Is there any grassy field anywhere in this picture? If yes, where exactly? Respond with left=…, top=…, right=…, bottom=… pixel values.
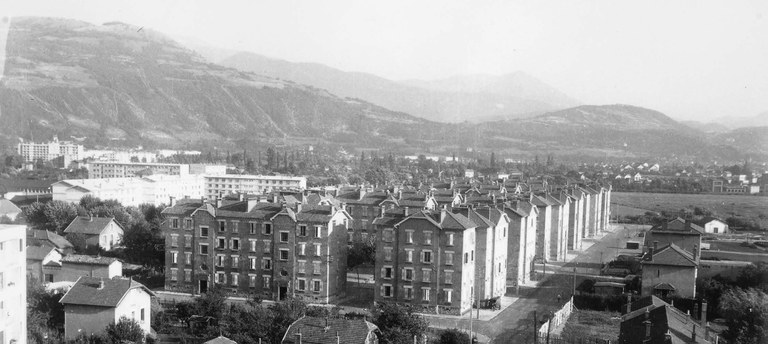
left=558, top=309, right=621, bottom=343
left=611, top=192, right=768, bottom=220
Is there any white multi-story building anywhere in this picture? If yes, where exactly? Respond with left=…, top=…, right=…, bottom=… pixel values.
left=204, top=174, right=307, bottom=199
left=87, top=162, right=226, bottom=179
left=0, top=224, right=27, bottom=344
left=17, top=137, right=84, bottom=167
left=52, top=174, right=205, bottom=207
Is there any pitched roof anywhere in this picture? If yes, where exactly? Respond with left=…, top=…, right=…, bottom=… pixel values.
left=28, top=229, right=74, bottom=250
left=61, top=254, right=120, bottom=266
left=63, top=216, right=121, bottom=235
left=0, top=198, right=22, bottom=214
left=642, top=244, right=697, bottom=267
left=440, top=211, right=476, bottom=230
left=162, top=199, right=205, bottom=216
left=621, top=296, right=710, bottom=344
left=27, top=245, right=57, bottom=261
left=282, top=316, right=378, bottom=344
left=60, top=276, right=153, bottom=307
left=203, top=335, right=238, bottom=344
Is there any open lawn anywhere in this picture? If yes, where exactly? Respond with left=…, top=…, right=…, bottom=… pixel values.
left=559, top=309, right=621, bottom=343
left=612, top=192, right=768, bottom=220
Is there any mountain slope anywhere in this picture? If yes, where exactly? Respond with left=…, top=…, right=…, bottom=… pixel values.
left=0, top=17, right=434, bottom=149
left=218, top=52, right=578, bottom=123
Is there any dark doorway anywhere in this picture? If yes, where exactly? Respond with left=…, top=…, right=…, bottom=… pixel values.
left=199, top=280, right=208, bottom=294
left=279, top=286, right=288, bottom=300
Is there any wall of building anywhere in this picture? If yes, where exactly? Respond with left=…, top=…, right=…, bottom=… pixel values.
left=56, top=263, right=115, bottom=282
left=640, top=264, right=697, bottom=298
left=0, top=225, right=27, bottom=344
left=63, top=304, right=115, bottom=339
left=114, top=288, right=152, bottom=335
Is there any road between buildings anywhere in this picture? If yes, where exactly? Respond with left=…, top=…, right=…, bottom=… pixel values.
left=424, top=224, right=639, bottom=344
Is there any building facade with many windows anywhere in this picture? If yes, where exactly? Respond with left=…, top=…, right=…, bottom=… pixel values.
left=162, top=198, right=349, bottom=304
left=204, top=175, right=307, bottom=199
left=17, top=137, right=83, bottom=167
left=373, top=210, right=477, bottom=315
left=0, top=224, right=27, bottom=344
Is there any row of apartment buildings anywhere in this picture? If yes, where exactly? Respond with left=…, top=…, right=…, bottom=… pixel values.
left=162, top=179, right=612, bottom=315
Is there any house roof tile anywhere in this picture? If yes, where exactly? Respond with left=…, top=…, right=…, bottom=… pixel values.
left=282, top=316, right=378, bottom=344
left=60, top=276, right=153, bottom=307
left=61, top=254, right=120, bottom=266
left=63, top=216, right=121, bottom=235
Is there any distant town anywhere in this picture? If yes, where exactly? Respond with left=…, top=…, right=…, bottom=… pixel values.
left=0, top=136, right=766, bottom=344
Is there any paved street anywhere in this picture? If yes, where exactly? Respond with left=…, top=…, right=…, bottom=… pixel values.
left=425, top=224, right=647, bottom=344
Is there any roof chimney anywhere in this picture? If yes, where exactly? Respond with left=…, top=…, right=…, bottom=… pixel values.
left=98, top=278, right=104, bottom=290
left=693, top=244, right=699, bottom=262
left=692, top=324, right=697, bottom=342
left=216, top=197, right=223, bottom=208
left=169, top=196, right=176, bottom=207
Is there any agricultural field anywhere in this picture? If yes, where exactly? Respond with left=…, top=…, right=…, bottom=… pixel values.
left=611, top=192, right=768, bottom=220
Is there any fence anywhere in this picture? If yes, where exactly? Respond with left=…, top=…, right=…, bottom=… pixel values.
left=537, top=296, right=574, bottom=339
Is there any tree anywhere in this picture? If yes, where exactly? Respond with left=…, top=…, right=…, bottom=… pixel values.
left=372, top=302, right=429, bottom=344
left=718, top=288, right=768, bottom=344
left=435, top=328, right=470, bottom=344
left=27, top=277, right=65, bottom=343
left=24, top=200, right=79, bottom=234
left=105, top=317, right=145, bottom=343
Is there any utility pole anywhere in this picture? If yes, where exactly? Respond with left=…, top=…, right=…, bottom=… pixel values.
left=469, top=285, right=474, bottom=344
left=572, top=262, right=577, bottom=297
left=533, top=310, right=538, bottom=344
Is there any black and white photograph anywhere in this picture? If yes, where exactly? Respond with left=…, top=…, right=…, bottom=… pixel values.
left=1, top=1, right=767, bottom=343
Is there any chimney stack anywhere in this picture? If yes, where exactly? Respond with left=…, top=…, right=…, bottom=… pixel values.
left=169, top=196, right=176, bottom=207
left=98, top=278, right=104, bottom=290
left=692, top=324, right=697, bottom=342
left=693, top=244, right=699, bottom=261
left=216, top=197, right=223, bottom=208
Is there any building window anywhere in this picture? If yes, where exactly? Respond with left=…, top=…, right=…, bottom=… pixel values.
left=171, top=218, right=179, bottom=229
left=200, top=226, right=209, bottom=238
left=200, top=244, right=209, bottom=255
left=299, top=225, right=307, bottom=237
left=216, top=272, right=226, bottom=284
left=422, top=288, right=431, bottom=301
left=231, top=238, right=240, bottom=251
left=445, top=289, right=453, bottom=303
left=464, top=252, right=468, bottom=264
left=384, top=247, right=393, bottom=261
left=297, top=279, right=306, bottom=291
left=249, top=275, right=257, bottom=287
left=298, top=243, right=306, bottom=256
left=298, top=260, right=306, bottom=274
left=170, top=235, right=179, bottom=248
left=405, top=250, right=413, bottom=263
left=404, top=286, right=413, bottom=300
left=185, top=252, right=192, bottom=265
left=382, top=266, right=393, bottom=279
left=170, top=268, right=178, bottom=281
left=231, top=256, right=239, bottom=268
left=249, top=240, right=257, bottom=252
left=424, top=231, right=432, bottom=245
left=310, top=280, right=320, bottom=292
left=184, top=235, right=192, bottom=248
left=422, top=269, right=431, bottom=282
left=447, top=233, right=454, bottom=246
left=263, top=258, right=272, bottom=270
left=263, top=275, right=271, bottom=288
left=264, top=223, right=272, bottom=235
left=249, top=222, right=258, bottom=235
left=314, top=226, right=322, bottom=238
left=279, top=249, right=289, bottom=261
left=249, top=257, right=257, bottom=270
left=264, top=240, right=272, bottom=253
left=171, top=251, right=178, bottom=264
left=422, top=251, right=432, bottom=263
left=383, top=229, right=394, bottom=243
left=184, top=269, right=192, bottom=282
left=218, top=221, right=226, bottom=232
left=231, top=274, right=239, bottom=286
left=444, top=270, right=453, bottom=284
left=280, top=232, right=289, bottom=243
left=217, top=237, right=226, bottom=250
left=314, top=243, right=322, bottom=256
left=445, top=251, right=454, bottom=265
left=404, top=268, right=414, bottom=281
left=184, top=219, right=193, bottom=229
left=405, top=230, right=414, bottom=244
left=216, top=255, right=225, bottom=267
left=313, top=261, right=321, bottom=275
left=383, top=284, right=393, bottom=297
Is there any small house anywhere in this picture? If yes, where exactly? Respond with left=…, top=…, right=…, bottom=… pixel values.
left=63, top=216, right=124, bottom=250
left=281, top=316, right=379, bottom=344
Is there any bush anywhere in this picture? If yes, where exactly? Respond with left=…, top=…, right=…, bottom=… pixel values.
left=434, top=329, right=470, bottom=344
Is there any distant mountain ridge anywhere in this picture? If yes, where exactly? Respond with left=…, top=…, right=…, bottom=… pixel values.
left=218, top=52, right=580, bottom=123
left=0, top=17, right=758, bottom=161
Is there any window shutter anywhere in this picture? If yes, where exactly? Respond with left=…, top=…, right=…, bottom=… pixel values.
left=381, top=268, right=386, bottom=278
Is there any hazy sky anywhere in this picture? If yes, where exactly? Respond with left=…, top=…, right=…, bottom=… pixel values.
left=7, top=0, right=768, bottom=121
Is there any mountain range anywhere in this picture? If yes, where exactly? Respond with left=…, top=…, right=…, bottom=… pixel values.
left=0, top=17, right=761, bottom=161
left=218, top=52, right=580, bottom=123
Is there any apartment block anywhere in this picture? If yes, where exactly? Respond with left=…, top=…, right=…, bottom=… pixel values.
left=503, top=201, right=538, bottom=288
left=162, top=199, right=349, bottom=304
left=88, top=161, right=190, bottom=178
left=0, top=225, right=27, bottom=344
left=204, top=174, right=307, bottom=199
left=52, top=174, right=204, bottom=207
left=452, top=207, right=508, bottom=300
left=373, top=209, right=476, bottom=315
left=17, top=137, right=83, bottom=167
